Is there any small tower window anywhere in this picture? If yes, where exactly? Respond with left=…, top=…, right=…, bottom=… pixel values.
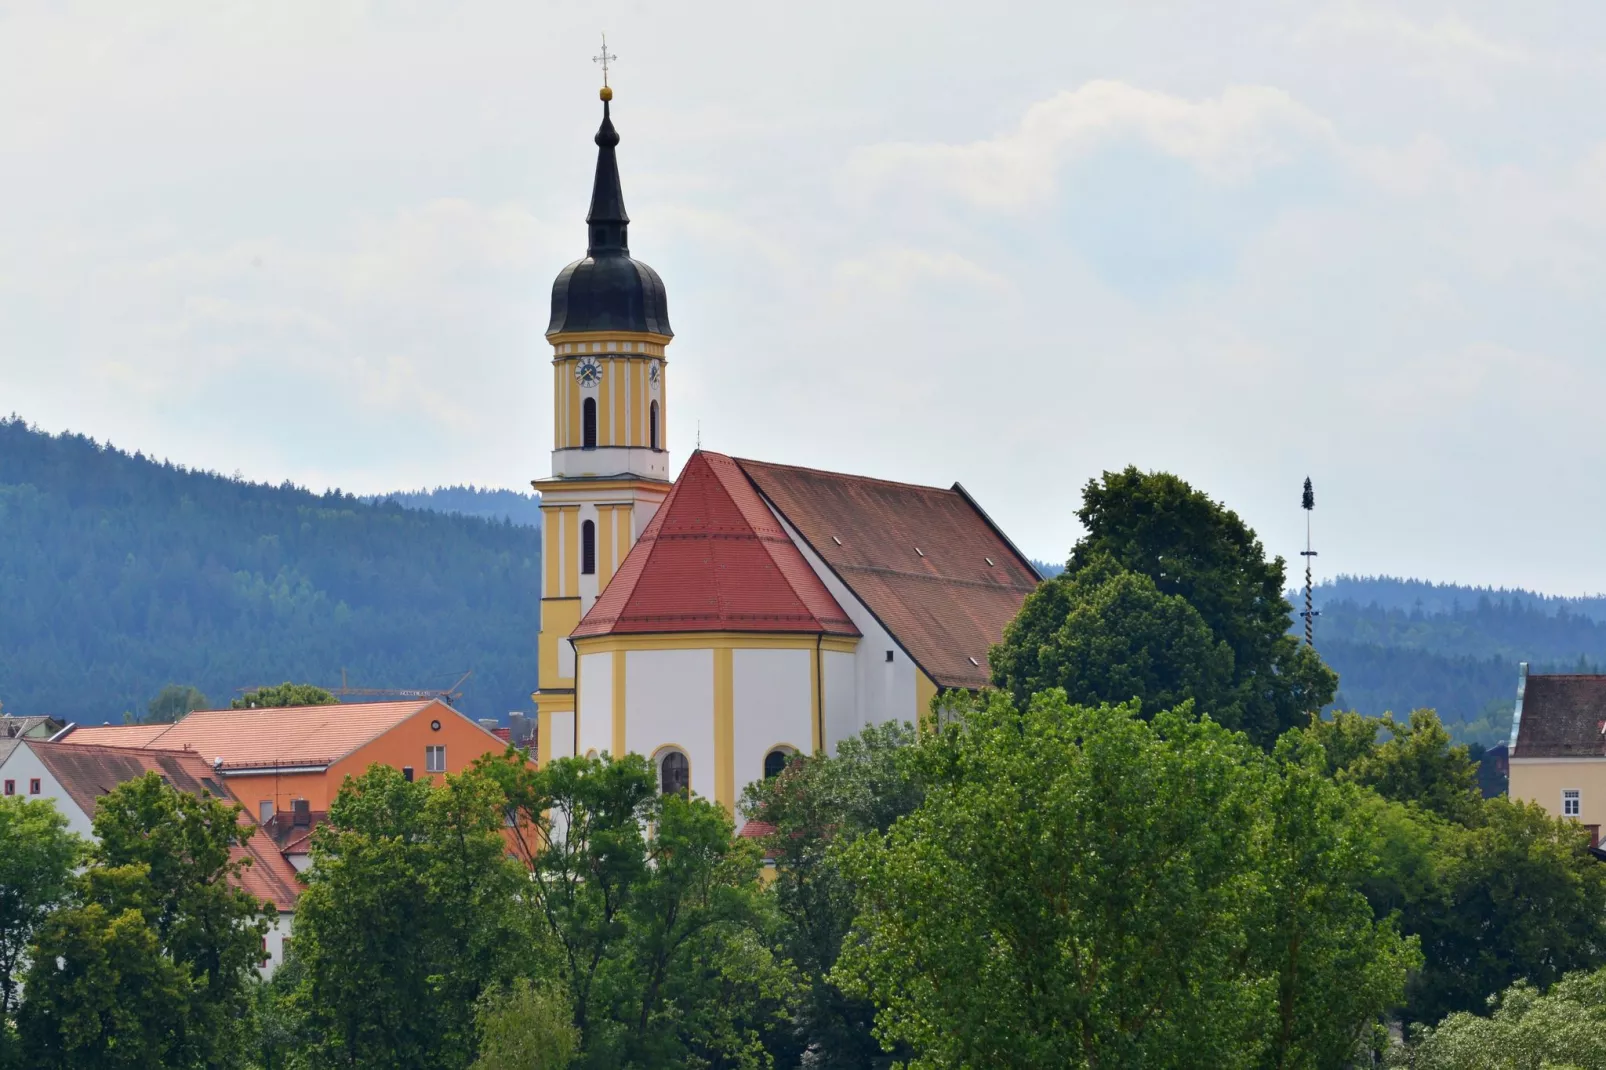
left=581, top=520, right=596, bottom=575
left=659, top=751, right=690, bottom=797
left=650, top=400, right=660, bottom=450
left=582, top=398, right=597, bottom=450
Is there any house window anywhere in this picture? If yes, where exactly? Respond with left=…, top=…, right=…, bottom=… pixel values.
left=29, top=779, right=40, bottom=795
left=402, top=766, right=414, bottom=782
left=650, top=400, right=660, bottom=450
left=259, top=800, right=274, bottom=825
left=2, top=781, right=11, bottom=796
left=658, top=750, right=690, bottom=797
left=581, top=520, right=596, bottom=575
left=582, top=397, right=598, bottom=449
left=763, top=749, right=793, bottom=780
left=426, top=745, right=446, bottom=774
left=1564, top=789, right=1582, bottom=817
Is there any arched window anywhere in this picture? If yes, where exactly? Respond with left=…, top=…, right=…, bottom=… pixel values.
left=582, top=397, right=598, bottom=449
left=581, top=520, right=596, bottom=575
left=649, top=400, right=660, bottom=450
left=659, top=750, right=690, bottom=797
left=763, top=748, right=792, bottom=780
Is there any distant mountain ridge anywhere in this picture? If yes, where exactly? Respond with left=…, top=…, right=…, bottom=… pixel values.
left=0, top=417, right=540, bottom=724
left=365, top=486, right=541, bottom=529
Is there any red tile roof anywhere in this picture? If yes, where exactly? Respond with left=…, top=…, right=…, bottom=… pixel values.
left=1513, top=674, right=1606, bottom=758
left=58, top=724, right=171, bottom=748
left=25, top=741, right=300, bottom=910
left=734, top=458, right=1040, bottom=689
left=575, top=452, right=859, bottom=638
left=737, top=819, right=776, bottom=839
left=60, top=700, right=439, bottom=770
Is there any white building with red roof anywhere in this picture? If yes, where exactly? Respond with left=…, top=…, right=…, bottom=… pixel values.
left=532, top=85, right=1040, bottom=817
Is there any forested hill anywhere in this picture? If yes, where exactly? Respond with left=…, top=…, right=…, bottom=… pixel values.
left=0, top=418, right=541, bottom=724
left=1310, top=575, right=1606, bottom=744
left=366, top=486, right=542, bottom=528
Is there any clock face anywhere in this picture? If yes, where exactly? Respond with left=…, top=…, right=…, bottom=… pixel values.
left=574, top=356, right=603, bottom=387
left=648, top=360, right=661, bottom=390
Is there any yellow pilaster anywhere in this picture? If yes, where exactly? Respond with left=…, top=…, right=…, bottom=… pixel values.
left=612, top=650, right=627, bottom=757
left=566, top=371, right=581, bottom=450
left=633, top=359, right=647, bottom=447
left=553, top=365, right=563, bottom=448
left=713, top=648, right=734, bottom=812
left=616, top=506, right=631, bottom=566
left=598, top=506, right=616, bottom=587
left=809, top=643, right=823, bottom=754
left=612, top=359, right=627, bottom=447
left=562, top=508, right=579, bottom=597
left=537, top=705, right=553, bottom=769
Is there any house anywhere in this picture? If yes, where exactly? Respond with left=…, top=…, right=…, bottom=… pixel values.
left=56, top=699, right=511, bottom=869
left=1507, top=664, right=1606, bottom=846
left=0, top=739, right=302, bottom=970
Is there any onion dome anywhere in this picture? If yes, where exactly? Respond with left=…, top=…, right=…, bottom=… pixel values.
left=547, top=89, right=672, bottom=338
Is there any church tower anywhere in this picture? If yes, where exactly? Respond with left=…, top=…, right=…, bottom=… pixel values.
left=532, top=81, right=673, bottom=757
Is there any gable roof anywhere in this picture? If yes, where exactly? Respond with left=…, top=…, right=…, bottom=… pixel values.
left=59, top=723, right=172, bottom=748
left=24, top=741, right=301, bottom=910
left=1512, top=674, right=1606, bottom=759
left=734, top=458, right=1040, bottom=689
left=575, top=451, right=859, bottom=638
left=59, top=701, right=438, bottom=770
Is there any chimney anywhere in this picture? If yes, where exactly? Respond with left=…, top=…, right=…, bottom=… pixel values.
left=478, top=718, right=499, bottom=731
left=292, top=799, right=311, bottom=827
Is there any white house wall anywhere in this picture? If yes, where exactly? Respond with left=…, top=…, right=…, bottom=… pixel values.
left=823, top=650, right=858, bottom=753
left=0, top=745, right=91, bottom=837
left=733, top=648, right=812, bottom=791
left=625, top=648, right=716, bottom=800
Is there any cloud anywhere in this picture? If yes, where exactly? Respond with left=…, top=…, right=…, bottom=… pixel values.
left=842, top=81, right=1338, bottom=212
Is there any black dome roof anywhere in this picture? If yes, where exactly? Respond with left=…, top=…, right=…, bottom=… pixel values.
left=547, top=98, right=673, bottom=338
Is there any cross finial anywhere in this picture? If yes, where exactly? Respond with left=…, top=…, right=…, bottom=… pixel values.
left=593, top=33, right=616, bottom=89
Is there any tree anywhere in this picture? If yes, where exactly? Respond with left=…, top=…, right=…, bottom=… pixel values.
left=137, top=684, right=209, bottom=724
left=17, top=894, right=192, bottom=1070
left=483, top=751, right=796, bottom=1068
left=1392, top=966, right=1606, bottom=1070
left=18, top=773, right=274, bottom=1068
left=290, top=764, right=536, bottom=1070
left=231, top=682, right=338, bottom=709
left=991, top=553, right=1239, bottom=724
left=739, top=721, right=923, bottom=1069
left=1400, top=799, right=1606, bottom=1024
left=833, top=691, right=1414, bottom=1069
left=0, top=796, right=84, bottom=1019
left=91, top=772, right=271, bottom=1066
left=1306, top=709, right=1482, bottom=825
left=1067, top=467, right=1337, bottom=745
left=472, top=978, right=579, bottom=1070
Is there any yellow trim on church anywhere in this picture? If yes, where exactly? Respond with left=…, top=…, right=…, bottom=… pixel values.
left=572, top=632, right=861, bottom=655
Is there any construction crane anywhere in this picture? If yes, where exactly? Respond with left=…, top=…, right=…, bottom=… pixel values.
left=333, top=669, right=473, bottom=704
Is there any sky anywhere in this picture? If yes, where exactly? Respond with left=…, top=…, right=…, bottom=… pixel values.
left=3, top=2, right=1605, bottom=593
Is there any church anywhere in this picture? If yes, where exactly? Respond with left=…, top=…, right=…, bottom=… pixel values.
left=532, top=82, right=1040, bottom=818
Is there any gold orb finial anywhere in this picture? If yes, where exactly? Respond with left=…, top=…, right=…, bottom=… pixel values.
left=600, top=85, right=613, bottom=102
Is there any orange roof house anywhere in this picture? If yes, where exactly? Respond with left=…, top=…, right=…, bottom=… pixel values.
left=59, top=699, right=512, bottom=867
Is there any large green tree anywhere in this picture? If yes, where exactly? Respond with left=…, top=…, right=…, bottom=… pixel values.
left=0, top=796, right=83, bottom=1020
left=1058, top=467, right=1336, bottom=745
left=991, top=553, right=1238, bottom=721
left=18, top=773, right=274, bottom=1069
left=833, top=691, right=1415, bottom=1069
left=1307, top=709, right=1482, bottom=825
left=289, top=764, right=536, bottom=1070
left=739, top=721, right=923, bottom=1069
left=484, top=751, right=795, bottom=1069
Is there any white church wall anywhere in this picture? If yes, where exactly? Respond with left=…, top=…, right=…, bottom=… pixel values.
left=732, top=648, right=812, bottom=794
left=759, top=506, right=917, bottom=745
left=626, top=648, right=716, bottom=801
left=546, top=704, right=576, bottom=763
left=577, top=651, right=613, bottom=757
left=822, top=650, right=858, bottom=754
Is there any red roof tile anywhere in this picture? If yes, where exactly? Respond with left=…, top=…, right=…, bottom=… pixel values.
left=25, top=741, right=300, bottom=910
left=575, top=452, right=859, bottom=637
left=737, top=819, right=776, bottom=839
left=58, top=724, right=171, bottom=748
left=734, top=458, right=1040, bottom=689
left=60, top=700, right=439, bottom=770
